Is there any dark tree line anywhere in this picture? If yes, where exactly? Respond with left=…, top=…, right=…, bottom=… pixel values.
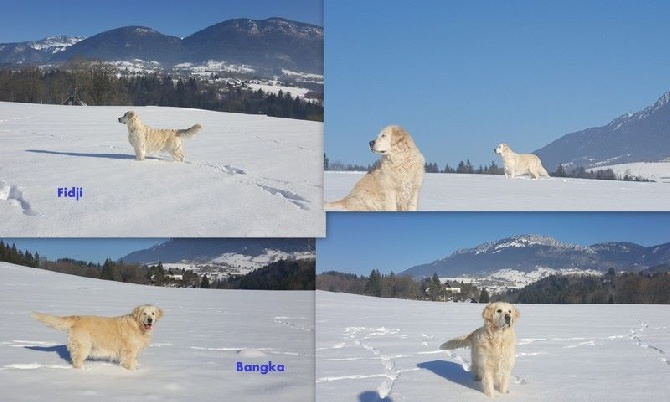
left=0, top=241, right=40, bottom=268
left=552, top=165, right=652, bottom=182
left=216, top=259, right=315, bottom=290
left=0, top=242, right=313, bottom=290
left=317, top=270, right=485, bottom=302
left=498, top=270, right=670, bottom=304
left=0, top=64, right=323, bottom=121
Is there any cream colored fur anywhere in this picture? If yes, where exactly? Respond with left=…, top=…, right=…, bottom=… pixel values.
left=440, top=302, right=520, bottom=397
left=31, top=304, right=163, bottom=370
left=325, top=125, right=425, bottom=211
left=494, top=143, right=549, bottom=179
left=118, top=111, right=201, bottom=161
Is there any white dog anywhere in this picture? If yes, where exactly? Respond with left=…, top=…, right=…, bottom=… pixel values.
left=325, top=125, right=425, bottom=211
left=494, top=143, right=549, bottom=179
left=32, top=305, right=163, bottom=370
left=118, top=111, right=201, bottom=161
left=441, top=302, right=520, bottom=397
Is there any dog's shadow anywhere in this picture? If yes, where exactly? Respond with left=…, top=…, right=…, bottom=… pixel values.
left=358, top=391, right=394, bottom=402
left=26, top=149, right=159, bottom=161
left=417, top=360, right=480, bottom=392
left=25, top=344, right=71, bottom=362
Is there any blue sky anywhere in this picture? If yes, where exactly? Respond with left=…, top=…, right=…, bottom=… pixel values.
left=0, top=0, right=322, bottom=43
left=325, top=0, right=670, bottom=168
left=317, top=213, right=670, bottom=275
left=1, top=238, right=164, bottom=264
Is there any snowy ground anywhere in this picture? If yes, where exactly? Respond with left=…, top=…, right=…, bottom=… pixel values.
left=0, top=262, right=315, bottom=402
left=316, top=291, right=670, bottom=402
left=324, top=171, right=670, bottom=211
left=0, top=102, right=324, bottom=237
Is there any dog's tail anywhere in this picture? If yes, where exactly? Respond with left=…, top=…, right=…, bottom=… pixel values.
left=31, top=312, right=77, bottom=332
left=177, top=124, right=202, bottom=139
left=324, top=200, right=348, bottom=211
left=440, top=332, right=474, bottom=350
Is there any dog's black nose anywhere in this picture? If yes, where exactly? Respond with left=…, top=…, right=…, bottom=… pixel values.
left=369, top=140, right=375, bottom=148
left=505, top=314, right=511, bottom=323
left=147, top=318, right=153, bottom=324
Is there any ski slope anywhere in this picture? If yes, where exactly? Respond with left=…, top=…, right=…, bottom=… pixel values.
left=324, top=171, right=670, bottom=211
left=317, top=291, right=670, bottom=402
left=0, top=102, right=324, bottom=237
left=0, top=263, right=315, bottom=402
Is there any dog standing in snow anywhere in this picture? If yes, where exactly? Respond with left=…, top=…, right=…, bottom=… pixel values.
left=441, top=302, right=520, bottom=397
left=118, top=111, right=201, bottom=161
left=494, top=143, right=549, bottom=179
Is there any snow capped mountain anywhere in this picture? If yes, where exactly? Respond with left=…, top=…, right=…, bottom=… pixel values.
left=535, top=90, right=670, bottom=169
left=0, top=18, right=323, bottom=75
left=120, top=238, right=315, bottom=279
left=400, top=234, right=670, bottom=280
left=0, top=35, right=83, bottom=64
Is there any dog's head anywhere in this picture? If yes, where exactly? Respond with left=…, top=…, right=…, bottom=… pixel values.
left=369, top=125, right=414, bottom=155
left=117, top=111, right=137, bottom=125
left=483, top=302, right=519, bottom=329
left=132, top=304, right=163, bottom=332
left=494, top=143, right=510, bottom=156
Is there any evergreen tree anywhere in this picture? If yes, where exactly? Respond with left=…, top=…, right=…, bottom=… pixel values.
left=364, top=269, right=383, bottom=297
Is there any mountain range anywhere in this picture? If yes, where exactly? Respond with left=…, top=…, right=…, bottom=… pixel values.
left=534, top=91, right=670, bottom=169
left=0, top=17, right=323, bottom=74
left=400, top=234, right=670, bottom=279
left=120, top=238, right=315, bottom=265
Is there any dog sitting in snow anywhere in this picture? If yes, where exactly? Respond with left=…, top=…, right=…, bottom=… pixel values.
left=118, top=111, right=201, bottom=161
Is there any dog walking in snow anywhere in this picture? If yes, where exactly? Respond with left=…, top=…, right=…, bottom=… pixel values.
left=118, top=111, right=201, bottom=161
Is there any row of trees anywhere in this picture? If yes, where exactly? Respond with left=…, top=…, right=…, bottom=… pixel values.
left=0, top=64, right=323, bottom=121
left=0, top=242, right=313, bottom=290
left=325, top=157, right=651, bottom=182
left=501, top=270, right=670, bottom=304
left=317, top=270, right=486, bottom=302
left=0, top=241, right=40, bottom=268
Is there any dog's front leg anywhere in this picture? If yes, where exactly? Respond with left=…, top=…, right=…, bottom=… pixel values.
left=384, top=190, right=398, bottom=211
left=120, top=349, right=138, bottom=370
left=481, top=371, right=495, bottom=397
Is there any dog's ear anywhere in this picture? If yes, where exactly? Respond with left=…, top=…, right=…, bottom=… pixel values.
left=391, top=126, right=407, bottom=146
left=512, top=305, right=520, bottom=321
left=132, top=306, right=143, bottom=322
left=155, top=307, right=164, bottom=322
left=482, top=303, right=495, bottom=321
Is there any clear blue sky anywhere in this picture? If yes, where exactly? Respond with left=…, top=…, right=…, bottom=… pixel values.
left=1, top=238, right=164, bottom=264
left=317, top=212, right=670, bottom=275
left=0, top=0, right=322, bottom=43
left=325, top=0, right=670, bottom=169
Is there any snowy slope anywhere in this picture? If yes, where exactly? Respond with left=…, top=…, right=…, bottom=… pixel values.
left=316, top=291, right=670, bottom=402
left=324, top=171, right=670, bottom=211
left=0, top=103, right=324, bottom=236
left=0, top=262, right=314, bottom=402
left=589, top=162, right=670, bottom=183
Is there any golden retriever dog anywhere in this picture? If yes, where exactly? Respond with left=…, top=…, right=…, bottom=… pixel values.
left=494, top=143, right=549, bottom=179
left=118, top=111, right=201, bottom=161
left=325, top=125, right=425, bottom=211
left=440, top=302, right=520, bottom=397
left=31, top=304, right=163, bottom=370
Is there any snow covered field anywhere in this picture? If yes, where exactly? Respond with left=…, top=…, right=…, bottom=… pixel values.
left=316, top=291, right=670, bottom=402
left=0, top=263, right=315, bottom=402
left=324, top=171, right=670, bottom=211
left=0, top=102, right=324, bottom=237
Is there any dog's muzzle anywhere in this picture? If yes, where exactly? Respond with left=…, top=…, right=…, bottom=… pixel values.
left=504, top=314, right=511, bottom=326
